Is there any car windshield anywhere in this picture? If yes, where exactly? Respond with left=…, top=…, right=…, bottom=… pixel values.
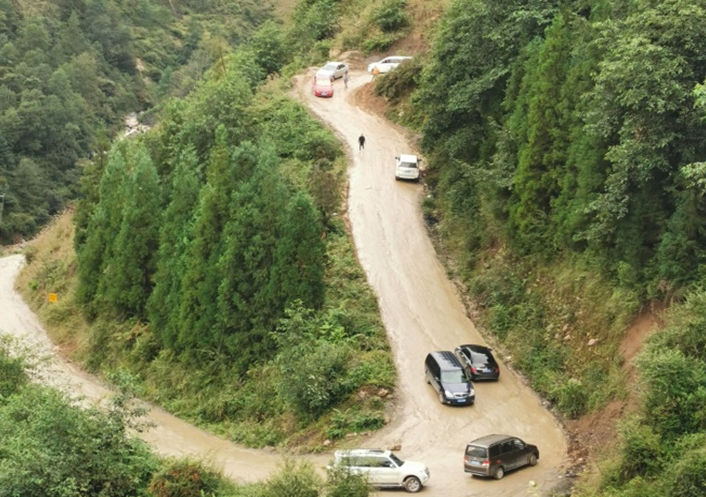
left=315, top=78, right=332, bottom=86
left=389, top=453, right=403, bottom=467
left=400, top=161, right=417, bottom=168
left=441, top=370, right=468, bottom=383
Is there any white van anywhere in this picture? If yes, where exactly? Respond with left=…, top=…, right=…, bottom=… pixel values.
left=367, top=56, right=413, bottom=74
left=395, top=154, right=421, bottom=181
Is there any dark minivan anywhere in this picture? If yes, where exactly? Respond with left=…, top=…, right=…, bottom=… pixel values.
left=464, top=434, right=539, bottom=480
left=424, top=351, right=475, bottom=405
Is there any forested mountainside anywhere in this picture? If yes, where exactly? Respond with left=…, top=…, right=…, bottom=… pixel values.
left=8, top=0, right=706, bottom=496
left=15, top=0, right=393, bottom=451
left=0, top=0, right=274, bottom=243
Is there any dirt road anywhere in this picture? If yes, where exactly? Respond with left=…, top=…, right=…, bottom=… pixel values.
left=293, top=70, right=568, bottom=496
left=0, top=69, right=567, bottom=496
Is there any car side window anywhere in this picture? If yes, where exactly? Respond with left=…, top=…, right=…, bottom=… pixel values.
left=380, top=458, right=395, bottom=468
left=501, top=441, right=515, bottom=454
left=351, top=456, right=371, bottom=468
left=489, top=445, right=501, bottom=458
left=513, top=439, right=525, bottom=449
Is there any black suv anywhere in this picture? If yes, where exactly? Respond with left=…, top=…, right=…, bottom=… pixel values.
left=424, top=351, right=474, bottom=405
left=454, top=344, right=500, bottom=381
left=464, top=434, right=539, bottom=479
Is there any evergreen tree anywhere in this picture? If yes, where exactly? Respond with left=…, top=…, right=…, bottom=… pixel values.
left=147, top=147, right=200, bottom=348
left=507, top=13, right=574, bottom=253
left=176, top=126, right=237, bottom=354
left=216, top=144, right=288, bottom=370
left=77, top=147, right=128, bottom=313
left=269, top=191, right=326, bottom=311
left=104, top=143, right=161, bottom=317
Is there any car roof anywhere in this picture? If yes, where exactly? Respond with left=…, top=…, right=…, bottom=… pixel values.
left=334, top=449, right=392, bottom=458
left=398, top=154, right=418, bottom=162
left=459, top=344, right=492, bottom=353
left=467, top=434, right=514, bottom=447
left=428, top=350, right=463, bottom=370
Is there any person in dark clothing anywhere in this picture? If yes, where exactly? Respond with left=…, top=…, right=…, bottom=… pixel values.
left=358, top=133, right=366, bottom=150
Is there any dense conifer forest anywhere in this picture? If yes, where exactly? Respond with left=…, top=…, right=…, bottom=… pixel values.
left=0, top=0, right=274, bottom=242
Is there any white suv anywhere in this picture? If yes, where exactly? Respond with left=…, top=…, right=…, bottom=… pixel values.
left=395, top=154, right=421, bottom=181
left=330, top=449, right=430, bottom=493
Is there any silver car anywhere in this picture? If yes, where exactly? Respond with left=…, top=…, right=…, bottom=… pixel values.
left=316, top=61, right=349, bottom=80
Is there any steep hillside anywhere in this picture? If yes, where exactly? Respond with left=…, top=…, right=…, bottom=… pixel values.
left=350, top=0, right=706, bottom=496
left=0, top=0, right=276, bottom=243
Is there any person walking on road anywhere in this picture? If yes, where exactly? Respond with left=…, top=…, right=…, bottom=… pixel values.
left=343, top=72, right=349, bottom=90
left=358, top=133, right=366, bottom=151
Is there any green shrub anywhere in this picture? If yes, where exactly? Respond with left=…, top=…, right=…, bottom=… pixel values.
left=230, top=418, right=287, bottom=448
left=637, top=347, right=706, bottom=438
left=362, top=34, right=398, bottom=54
left=326, top=405, right=385, bottom=439
left=260, top=459, right=322, bottom=497
left=601, top=476, right=662, bottom=497
left=551, top=378, right=588, bottom=418
left=665, top=446, right=706, bottom=497
left=23, top=245, right=38, bottom=264
left=372, top=0, right=409, bottom=32
left=346, top=351, right=396, bottom=389
left=149, top=459, right=224, bottom=497
left=277, top=340, right=352, bottom=419
left=0, top=348, right=27, bottom=398
left=373, top=57, right=421, bottom=105
left=615, top=418, right=663, bottom=480
left=325, top=465, right=371, bottom=497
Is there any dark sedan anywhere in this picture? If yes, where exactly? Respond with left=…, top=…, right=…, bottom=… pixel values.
left=454, top=344, right=500, bottom=381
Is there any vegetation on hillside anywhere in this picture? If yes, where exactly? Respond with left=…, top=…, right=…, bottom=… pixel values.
left=0, top=0, right=276, bottom=243
left=0, top=341, right=372, bottom=496
left=373, top=0, right=706, bottom=495
left=19, top=9, right=393, bottom=446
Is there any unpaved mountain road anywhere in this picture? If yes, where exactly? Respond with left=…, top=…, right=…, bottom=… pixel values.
left=293, top=69, right=568, bottom=496
left=0, top=69, right=568, bottom=496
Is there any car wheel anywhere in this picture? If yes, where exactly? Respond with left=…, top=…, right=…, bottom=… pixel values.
left=493, top=466, right=505, bottom=480
left=403, top=476, right=422, bottom=493
left=395, top=176, right=400, bottom=181
left=438, top=391, right=445, bottom=404
left=529, top=453, right=538, bottom=466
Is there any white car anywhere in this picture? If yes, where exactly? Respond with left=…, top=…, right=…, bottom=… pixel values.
left=395, top=154, right=421, bottom=181
left=316, top=61, right=349, bottom=80
left=329, top=449, right=430, bottom=493
left=367, top=56, right=413, bottom=74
